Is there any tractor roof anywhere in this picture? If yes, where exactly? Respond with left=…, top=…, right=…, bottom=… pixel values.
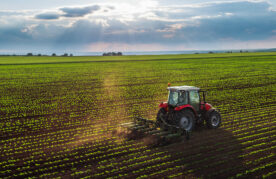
left=167, top=85, right=200, bottom=91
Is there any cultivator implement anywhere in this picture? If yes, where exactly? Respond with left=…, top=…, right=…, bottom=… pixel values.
left=120, top=117, right=190, bottom=146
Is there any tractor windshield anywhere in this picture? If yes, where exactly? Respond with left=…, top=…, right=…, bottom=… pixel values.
left=168, top=91, right=179, bottom=106
left=168, top=90, right=187, bottom=106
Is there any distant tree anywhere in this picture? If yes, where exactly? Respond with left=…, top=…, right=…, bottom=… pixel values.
left=52, top=53, right=56, bottom=56
left=208, top=51, right=213, bottom=54
left=70, top=53, right=73, bottom=57
left=240, top=50, right=243, bottom=53
left=37, top=54, right=41, bottom=56
left=27, top=53, right=33, bottom=56
left=103, top=52, right=123, bottom=56
left=63, top=53, right=68, bottom=57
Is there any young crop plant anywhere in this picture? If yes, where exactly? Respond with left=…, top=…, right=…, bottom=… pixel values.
left=0, top=53, right=275, bottom=178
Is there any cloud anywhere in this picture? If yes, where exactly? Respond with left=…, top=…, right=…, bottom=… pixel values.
left=151, top=0, right=271, bottom=21
left=201, top=1, right=270, bottom=15
left=35, top=12, right=60, bottom=20
left=60, top=5, right=100, bottom=17
left=0, top=10, right=26, bottom=16
left=34, top=5, right=102, bottom=20
left=106, top=6, right=115, bottom=10
left=56, top=20, right=104, bottom=44
left=1, top=1, right=276, bottom=52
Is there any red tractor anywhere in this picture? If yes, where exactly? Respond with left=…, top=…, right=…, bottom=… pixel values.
left=121, top=85, right=221, bottom=142
left=156, top=85, right=221, bottom=131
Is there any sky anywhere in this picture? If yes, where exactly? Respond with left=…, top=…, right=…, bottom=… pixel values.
left=0, top=0, right=276, bottom=53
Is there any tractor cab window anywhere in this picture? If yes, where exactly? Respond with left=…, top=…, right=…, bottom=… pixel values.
left=168, top=91, right=178, bottom=106
left=168, top=90, right=188, bottom=106
left=189, top=90, right=200, bottom=111
left=178, top=91, right=188, bottom=105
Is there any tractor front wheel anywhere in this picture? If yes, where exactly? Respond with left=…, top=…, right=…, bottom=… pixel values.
left=206, top=110, right=221, bottom=129
left=177, top=110, right=195, bottom=131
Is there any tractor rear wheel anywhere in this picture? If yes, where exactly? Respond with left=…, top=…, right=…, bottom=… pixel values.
left=206, top=110, right=221, bottom=129
left=177, top=110, right=195, bottom=131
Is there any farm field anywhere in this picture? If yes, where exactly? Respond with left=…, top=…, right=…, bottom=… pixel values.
left=0, top=52, right=275, bottom=178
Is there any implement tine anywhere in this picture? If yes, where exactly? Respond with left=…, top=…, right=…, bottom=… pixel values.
left=146, top=129, right=164, bottom=135
left=130, top=125, right=148, bottom=130
left=120, top=122, right=135, bottom=127
left=153, top=131, right=171, bottom=136
left=137, top=127, right=155, bottom=133
left=135, top=117, right=155, bottom=124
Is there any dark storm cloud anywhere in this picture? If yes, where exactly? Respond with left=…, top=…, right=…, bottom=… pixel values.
left=60, top=5, right=100, bottom=17
left=35, top=12, right=60, bottom=20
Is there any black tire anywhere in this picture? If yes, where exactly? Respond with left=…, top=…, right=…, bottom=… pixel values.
left=176, top=110, right=195, bottom=131
left=206, top=110, right=221, bottom=129
left=156, top=108, right=166, bottom=128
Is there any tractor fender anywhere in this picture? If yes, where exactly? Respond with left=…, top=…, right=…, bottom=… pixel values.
left=159, top=102, right=168, bottom=111
left=159, top=102, right=168, bottom=108
left=201, top=102, right=213, bottom=111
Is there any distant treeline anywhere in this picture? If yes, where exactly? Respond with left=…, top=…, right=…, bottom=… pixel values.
left=194, top=50, right=249, bottom=54
left=0, top=53, right=74, bottom=57
left=26, top=53, right=74, bottom=57
left=102, top=52, right=123, bottom=56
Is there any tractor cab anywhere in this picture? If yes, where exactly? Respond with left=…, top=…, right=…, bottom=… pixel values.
left=167, top=86, right=206, bottom=112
